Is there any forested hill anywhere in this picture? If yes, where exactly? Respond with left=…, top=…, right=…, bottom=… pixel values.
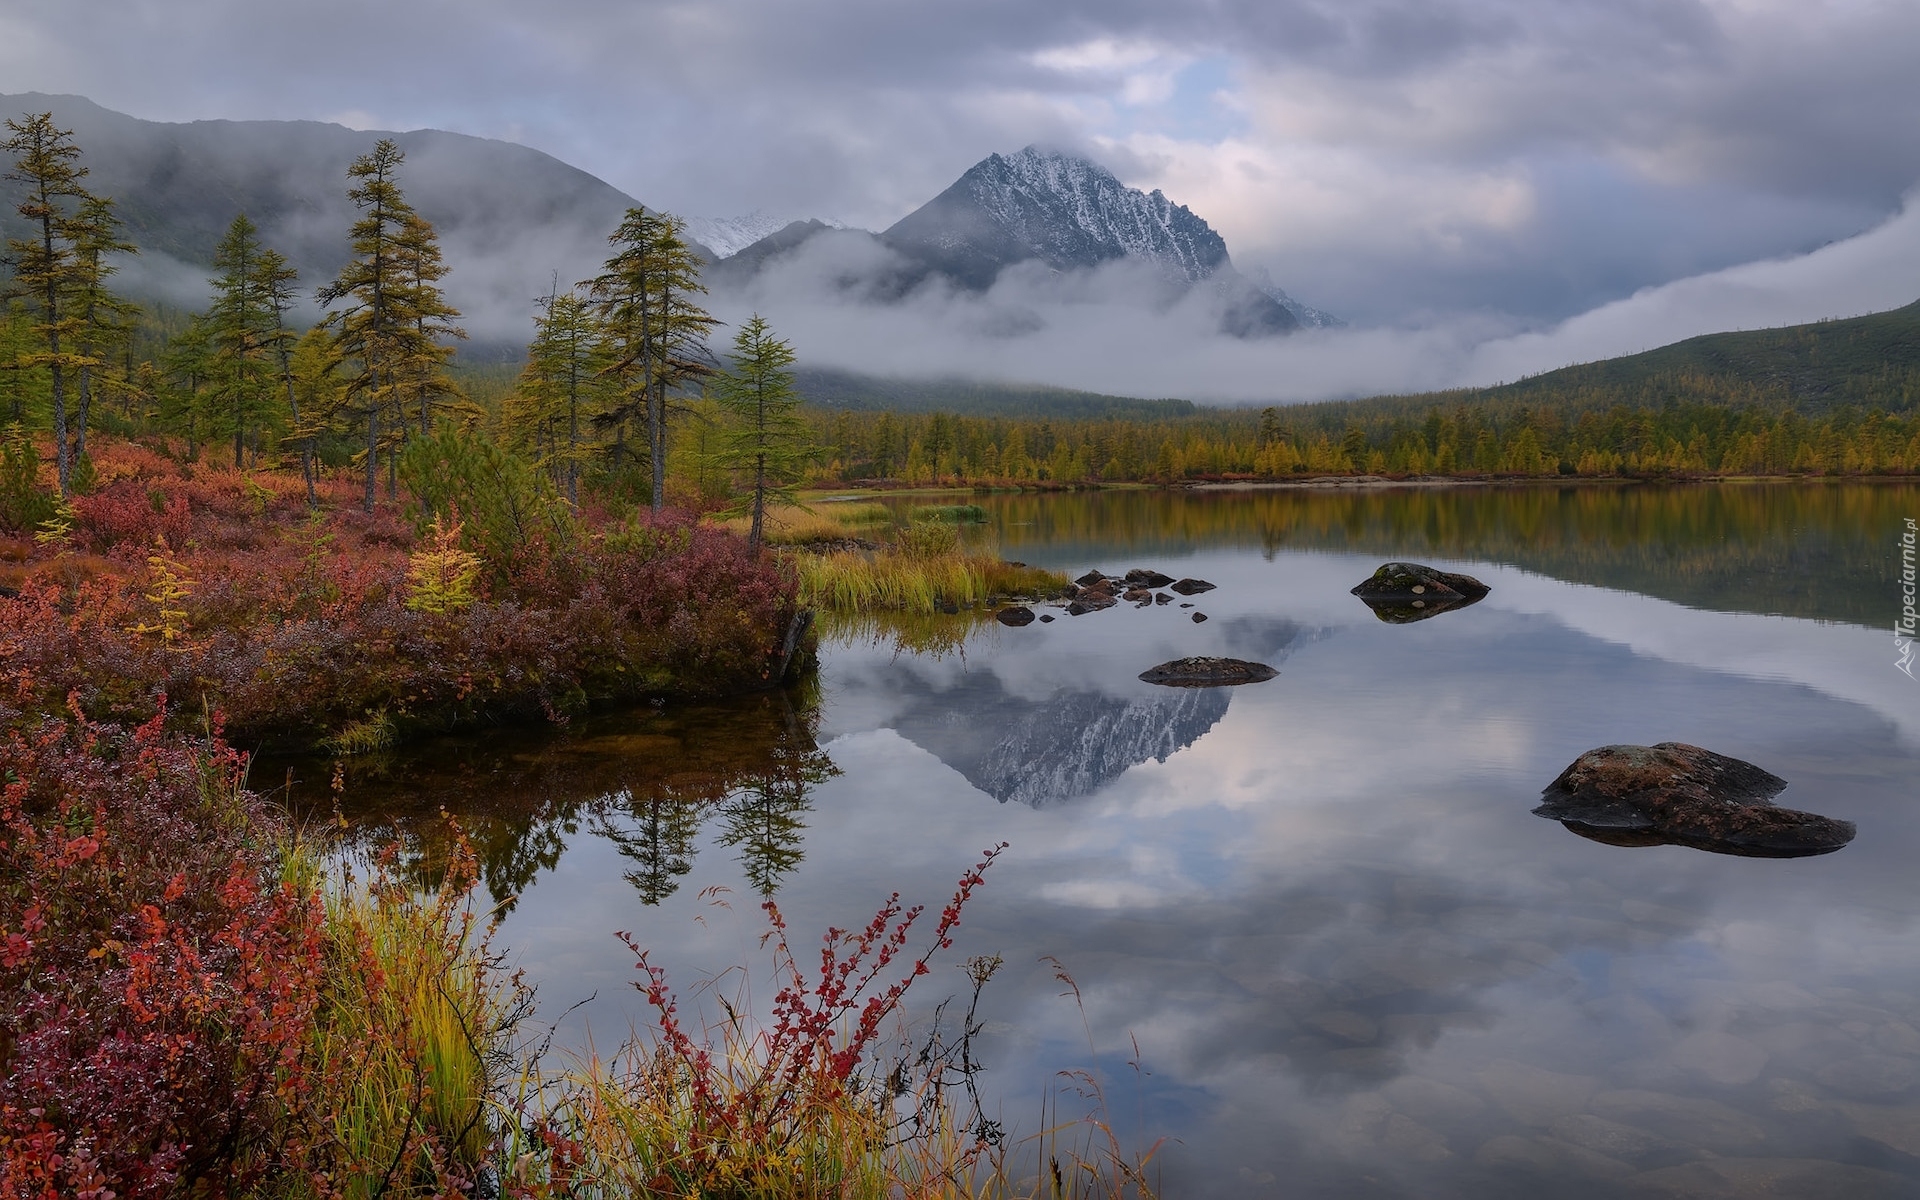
left=1294, top=299, right=1920, bottom=432
left=794, top=368, right=1194, bottom=420
left=1488, top=299, right=1920, bottom=412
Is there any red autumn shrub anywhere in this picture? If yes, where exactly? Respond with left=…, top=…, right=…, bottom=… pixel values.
left=1, top=452, right=805, bottom=751
left=0, top=708, right=327, bottom=1196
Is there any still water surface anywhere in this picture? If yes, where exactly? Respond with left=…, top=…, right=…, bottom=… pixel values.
left=309, top=483, right=1920, bottom=1198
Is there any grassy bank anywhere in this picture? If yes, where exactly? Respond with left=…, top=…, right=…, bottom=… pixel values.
left=0, top=713, right=1157, bottom=1199
left=792, top=515, right=1066, bottom=616
left=0, top=434, right=808, bottom=752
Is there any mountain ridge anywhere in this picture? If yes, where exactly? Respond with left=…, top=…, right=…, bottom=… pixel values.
left=712, top=145, right=1309, bottom=337
left=0, top=92, right=711, bottom=336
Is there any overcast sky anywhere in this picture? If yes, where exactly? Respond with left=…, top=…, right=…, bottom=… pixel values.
left=6, top=0, right=1919, bottom=395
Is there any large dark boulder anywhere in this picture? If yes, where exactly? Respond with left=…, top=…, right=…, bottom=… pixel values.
left=1126, top=569, right=1176, bottom=588
left=1138, top=656, right=1277, bottom=687
left=1534, top=743, right=1855, bottom=858
left=1170, top=578, right=1216, bottom=596
left=1351, top=562, right=1489, bottom=623
left=995, top=606, right=1036, bottom=627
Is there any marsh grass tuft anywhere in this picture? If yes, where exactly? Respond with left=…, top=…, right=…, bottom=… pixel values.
left=909, top=503, right=988, bottom=524
left=714, top=501, right=889, bottom=546
left=302, top=834, right=531, bottom=1199
left=797, top=539, right=1066, bottom=616
left=322, top=709, right=399, bottom=757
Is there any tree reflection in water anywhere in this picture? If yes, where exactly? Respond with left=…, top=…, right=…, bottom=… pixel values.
left=279, top=683, right=837, bottom=909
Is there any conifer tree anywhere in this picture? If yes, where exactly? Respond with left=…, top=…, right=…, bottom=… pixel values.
left=3, top=113, right=95, bottom=495
left=160, top=314, right=215, bottom=458
left=393, top=211, right=470, bottom=434
left=589, top=208, right=716, bottom=512
left=206, top=213, right=280, bottom=467
left=510, top=285, right=608, bottom=505
left=710, top=314, right=810, bottom=555
left=66, top=194, right=136, bottom=467
left=318, top=139, right=459, bottom=511
left=255, top=246, right=315, bottom=503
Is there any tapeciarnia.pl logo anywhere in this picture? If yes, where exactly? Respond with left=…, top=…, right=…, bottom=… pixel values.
left=1899, top=518, right=1918, bottom=679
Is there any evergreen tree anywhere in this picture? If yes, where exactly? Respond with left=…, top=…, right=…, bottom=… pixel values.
left=589, top=208, right=716, bottom=512
left=710, top=314, right=810, bottom=555
left=393, top=211, right=470, bottom=435
left=509, top=286, right=608, bottom=505
left=3, top=113, right=95, bottom=495
left=206, top=213, right=280, bottom=467
left=318, top=139, right=457, bottom=511
left=255, top=247, right=315, bottom=504
left=159, top=314, right=215, bottom=458
left=66, top=194, right=137, bottom=467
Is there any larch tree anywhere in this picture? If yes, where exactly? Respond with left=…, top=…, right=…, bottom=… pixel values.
left=254, top=246, right=314, bottom=504
left=3, top=113, right=94, bottom=495
left=160, top=314, right=215, bottom=459
left=589, top=208, right=716, bottom=512
left=710, top=314, right=811, bottom=556
left=66, top=193, right=137, bottom=467
left=206, top=213, right=280, bottom=468
left=318, top=139, right=451, bottom=512
left=393, top=211, right=470, bottom=435
left=510, top=285, right=608, bottom=505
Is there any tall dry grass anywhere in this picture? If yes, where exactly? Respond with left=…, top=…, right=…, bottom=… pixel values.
left=297, top=836, right=531, bottom=1199
left=713, top=501, right=891, bottom=546
left=796, top=518, right=1065, bottom=616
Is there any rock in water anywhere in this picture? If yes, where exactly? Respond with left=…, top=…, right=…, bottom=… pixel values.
left=995, top=606, right=1036, bottom=627
left=1065, top=593, right=1117, bottom=616
left=1534, top=743, right=1855, bottom=858
left=1138, top=657, right=1277, bottom=687
left=1170, top=578, right=1216, bottom=595
left=1126, top=568, right=1176, bottom=588
left=1350, top=562, right=1490, bottom=623
left=1074, top=569, right=1108, bottom=587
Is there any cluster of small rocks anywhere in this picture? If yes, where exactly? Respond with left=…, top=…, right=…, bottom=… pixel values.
left=994, top=566, right=1217, bottom=628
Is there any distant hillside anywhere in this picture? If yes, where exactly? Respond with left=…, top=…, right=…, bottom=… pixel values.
left=0, top=93, right=698, bottom=339
left=1288, top=299, right=1920, bottom=433
left=1489, top=299, right=1920, bottom=412
left=794, top=367, right=1195, bottom=421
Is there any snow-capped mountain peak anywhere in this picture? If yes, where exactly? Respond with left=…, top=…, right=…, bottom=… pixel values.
left=884, top=145, right=1231, bottom=287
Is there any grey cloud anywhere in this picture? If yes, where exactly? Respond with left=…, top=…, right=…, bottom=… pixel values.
left=5, top=0, right=1918, bottom=345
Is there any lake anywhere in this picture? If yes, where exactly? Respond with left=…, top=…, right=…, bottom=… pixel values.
left=303, top=482, right=1920, bottom=1198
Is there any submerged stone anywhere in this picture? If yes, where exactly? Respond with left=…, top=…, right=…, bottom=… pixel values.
left=1170, top=578, right=1216, bottom=595
left=995, top=605, right=1036, bottom=627
left=1534, top=742, right=1855, bottom=858
left=1138, top=656, right=1276, bottom=687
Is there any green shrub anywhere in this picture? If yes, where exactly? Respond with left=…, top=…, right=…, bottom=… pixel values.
left=399, top=427, right=575, bottom=574
left=0, top=424, right=56, bottom=533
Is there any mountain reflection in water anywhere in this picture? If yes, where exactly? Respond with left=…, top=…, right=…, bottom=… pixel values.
left=292, top=484, right=1920, bottom=1198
